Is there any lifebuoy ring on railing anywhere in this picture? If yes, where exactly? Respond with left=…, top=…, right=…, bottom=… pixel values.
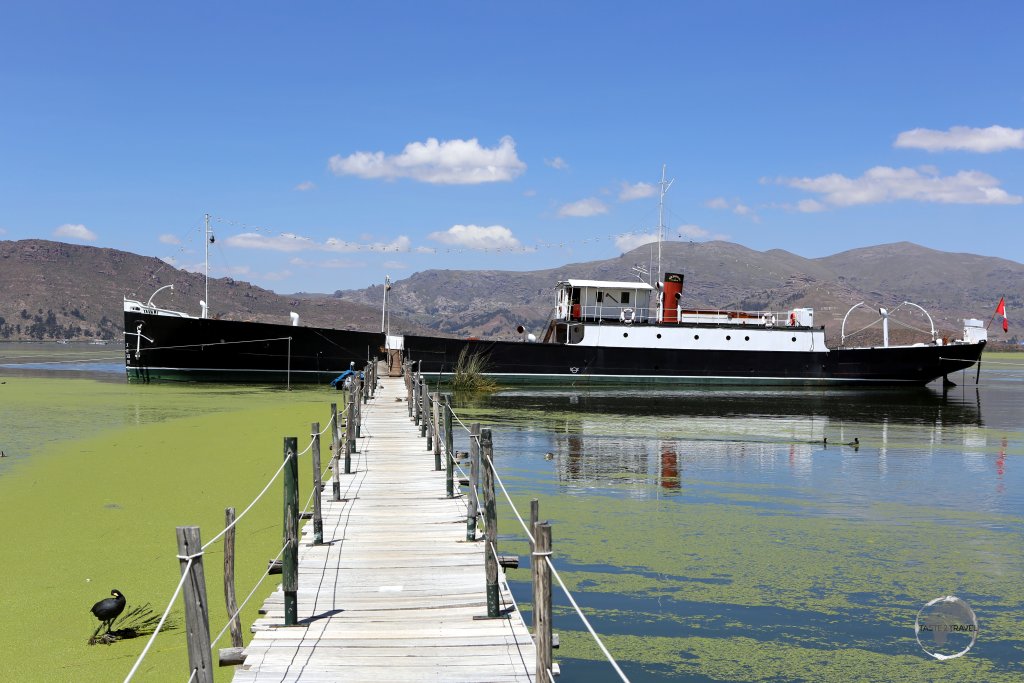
left=620, top=307, right=636, bottom=324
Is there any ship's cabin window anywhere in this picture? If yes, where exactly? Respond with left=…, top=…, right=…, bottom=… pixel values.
left=596, top=291, right=603, bottom=303
left=568, top=324, right=585, bottom=344
left=621, top=292, right=630, bottom=304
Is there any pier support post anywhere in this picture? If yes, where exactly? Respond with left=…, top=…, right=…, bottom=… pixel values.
left=222, top=508, right=244, bottom=655
left=530, top=499, right=539, bottom=553
left=330, top=403, right=341, bottom=501
left=413, top=372, right=420, bottom=426
left=406, top=362, right=413, bottom=417
left=346, top=385, right=355, bottom=471
left=533, top=522, right=553, bottom=681
left=311, top=422, right=324, bottom=545
left=481, top=428, right=499, bottom=617
left=419, top=380, right=428, bottom=439
left=355, top=375, right=363, bottom=438
left=176, top=525, right=214, bottom=683
left=444, top=395, right=454, bottom=498
left=283, top=437, right=299, bottom=626
left=467, top=423, right=480, bottom=541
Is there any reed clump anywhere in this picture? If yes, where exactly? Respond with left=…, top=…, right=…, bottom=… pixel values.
left=451, top=346, right=497, bottom=392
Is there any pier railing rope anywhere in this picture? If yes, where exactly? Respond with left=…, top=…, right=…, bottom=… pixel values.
left=413, top=371, right=632, bottom=683
left=120, top=395, right=352, bottom=681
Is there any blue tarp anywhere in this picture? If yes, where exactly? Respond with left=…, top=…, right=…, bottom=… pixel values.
left=329, top=370, right=363, bottom=389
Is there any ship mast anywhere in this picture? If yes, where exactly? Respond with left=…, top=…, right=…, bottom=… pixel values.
left=203, top=213, right=214, bottom=319
left=655, top=164, right=674, bottom=284
left=381, top=275, right=391, bottom=336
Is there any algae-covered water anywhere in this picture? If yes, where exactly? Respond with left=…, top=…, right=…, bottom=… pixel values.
left=2, top=345, right=1022, bottom=682
left=0, top=345, right=343, bottom=682
left=448, top=354, right=1024, bottom=681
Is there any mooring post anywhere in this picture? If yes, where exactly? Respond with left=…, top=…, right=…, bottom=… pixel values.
left=432, top=391, right=442, bottom=465
left=467, top=423, right=480, bottom=541
left=406, top=362, right=413, bottom=417
left=283, top=437, right=299, bottom=627
left=362, top=364, right=368, bottom=404
left=444, top=395, right=454, bottom=498
left=346, top=384, right=356, bottom=468
left=481, top=428, right=499, bottom=617
left=330, top=403, right=341, bottom=501
left=223, top=507, right=243, bottom=647
left=413, top=372, right=420, bottom=426
left=530, top=499, right=539, bottom=553
left=419, top=380, right=428, bottom=439
left=311, top=422, right=324, bottom=545
left=355, top=375, right=363, bottom=438
left=533, top=522, right=553, bottom=681
left=425, top=388, right=434, bottom=451
left=176, top=525, right=214, bottom=683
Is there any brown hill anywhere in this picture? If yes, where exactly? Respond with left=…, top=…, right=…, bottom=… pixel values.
left=335, top=240, right=1023, bottom=346
left=0, top=240, right=426, bottom=341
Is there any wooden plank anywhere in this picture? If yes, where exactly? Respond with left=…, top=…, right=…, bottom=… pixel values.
left=232, top=376, right=535, bottom=682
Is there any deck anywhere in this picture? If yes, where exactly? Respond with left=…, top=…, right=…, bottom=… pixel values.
left=232, top=376, right=536, bottom=682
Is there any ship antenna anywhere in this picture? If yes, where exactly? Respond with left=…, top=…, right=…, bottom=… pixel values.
left=656, top=164, right=675, bottom=285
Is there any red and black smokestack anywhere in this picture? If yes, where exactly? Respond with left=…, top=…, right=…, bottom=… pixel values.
left=663, top=273, right=684, bottom=323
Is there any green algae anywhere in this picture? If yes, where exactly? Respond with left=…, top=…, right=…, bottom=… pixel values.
left=0, top=374, right=342, bottom=682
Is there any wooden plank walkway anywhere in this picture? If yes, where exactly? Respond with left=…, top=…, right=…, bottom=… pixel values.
left=232, top=375, right=536, bottom=682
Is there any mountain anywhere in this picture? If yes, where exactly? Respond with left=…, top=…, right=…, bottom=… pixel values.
left=0, top=240, right=426, bottom=341
left=1, top=238, right=1018, bottom=346
left=333, top=240, right=1022, bottom=345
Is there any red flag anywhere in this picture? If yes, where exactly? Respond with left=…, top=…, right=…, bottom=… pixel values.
left=996, top=297, right=1009, bottom=332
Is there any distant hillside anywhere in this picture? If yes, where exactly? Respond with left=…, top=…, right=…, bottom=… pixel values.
left=0, top=240, right=429, bottom=341
left=334, top=240, right=1023, bottom=345
left=2, top=238, right=1019, bottom=347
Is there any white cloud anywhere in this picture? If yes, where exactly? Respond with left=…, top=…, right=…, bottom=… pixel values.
left=159, top=234, right=181, bottom=245
left=383, top=260, right=407, bottom=269
left=263, top=270, right=293, bottom=281
left=615, top=232, right=659, bottom=252
left=294, top=181, right=316, bottom=191
left=323, top=236, right=411, bottom=253
left=677, top=224, right=730, bottom=241
left=558, top=197, right=609, bottom=217
left=779, top=166, right=1022, bottom=206
left=705, top=197, right=759, bottom=221
left=545, top=157, right=568, bottom=170
left=619, top=182, right=655, bottom=201
left=894, top=125, right=1024, bottom=153
left=54, top=223, right=96, bottom=242
left=796, top=199, right=826, bottom=213
left=706, top=197, right=730, bottom=209
left=428, top=224, right=521, bottom=250
left=0, top=227, right=7, bottom=235
left=225, top=232, right=316, bottom=252
left=328, top=136, right=526, bottom=184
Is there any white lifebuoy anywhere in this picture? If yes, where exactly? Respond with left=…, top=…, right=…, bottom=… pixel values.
left=620, top=307, right=636, bottom=324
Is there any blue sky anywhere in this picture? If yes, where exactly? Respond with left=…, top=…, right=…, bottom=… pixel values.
left=2, top=2, right=1022, bottom=294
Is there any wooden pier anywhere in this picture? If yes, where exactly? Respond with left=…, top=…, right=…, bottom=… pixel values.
left=231, top=375, right=536, bottom=682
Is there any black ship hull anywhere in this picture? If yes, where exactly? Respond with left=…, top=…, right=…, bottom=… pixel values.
left=124, top=312, right=984, bottom=387
left=401, top=332, right=985, bottom=387
left=124, top=311, right=385, bottom=384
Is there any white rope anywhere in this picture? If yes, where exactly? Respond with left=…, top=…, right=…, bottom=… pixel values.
left=942, top=357, right=1024, bottom=367
left=185, top=668, right=198, bottom=683
left=545, top=556, right=631, bottom=682
left=480, top=448, right=535, bottom=547
left=123, top=558, right=194, bottom=682
left=210, top=541, right=288, bottom=648
left=201, top=449, right=296, bottom=551
left=132, top=336, right=294, bottom=353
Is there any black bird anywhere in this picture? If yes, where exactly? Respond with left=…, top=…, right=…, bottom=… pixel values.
left=91, top=589, right=126, bottom=633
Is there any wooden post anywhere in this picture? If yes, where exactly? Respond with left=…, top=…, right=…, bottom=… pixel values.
left=444, top=395, right=454, bottom=498
left=330, top=403, right=341, bottom=501
left=481, top=428, right=499, bottom=618
left=355, top=375, right=363, bottom=438
left=425, top=390, right=433, bottom=452
left=223, top=508, right=243, bottom=650
left=530, top=499, right=539, bottom=553
left=413, top=372, right=420, bottom=426
left=533, top=522, right=553, bottom=681
left=311, top=422, right=323, bottom=545
left=176, top=526, right=214, bottom=683
left=283, top=437, right=299, bottom=626
left=406, top=362, right=413, bottom=417
left=346, top=384, right=355, bottom=472
left=467, top=423, right=480, bottom=541
left=362, top=364, right=369, bottom=404
left=419, top=380, right=428, bottom=439
left=432, top=391, right=441, bottom=465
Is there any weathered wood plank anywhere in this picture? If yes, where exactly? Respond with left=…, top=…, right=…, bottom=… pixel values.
left=232, top=376, right=535, bottom=682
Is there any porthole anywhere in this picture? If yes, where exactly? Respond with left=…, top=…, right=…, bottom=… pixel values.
left=726, top=335, right=731, bottom=341
left=791, top=336, right=797, bottom=342
left=744, top=336, right=750, bottom=341
left=623, top=332, right=629, bottom=338
left=657, top=333, right=662, bottom=339
left=694, top=334, right=700, bottom=340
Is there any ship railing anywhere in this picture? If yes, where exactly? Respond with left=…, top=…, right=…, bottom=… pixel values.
left=573, top=303, right=655, bottom=324
left=664, top=307, right=806, bottom=328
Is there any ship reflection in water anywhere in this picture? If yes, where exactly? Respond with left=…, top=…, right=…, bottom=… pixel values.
left=476, top=384, right=1012, bottom=509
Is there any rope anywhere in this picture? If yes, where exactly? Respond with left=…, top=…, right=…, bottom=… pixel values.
left=133, top=336, right=294, bottom=353
left=123, top=558, right=194, bottom=682
left=943, top=357, right=1024, bottom=367
left=186, top=668, right=198, bottom=683
left=210, top=541, right=288, bottom=648
left=201, top=449, right=297, bottom=551
left=545, top=556, right=631, bottom=682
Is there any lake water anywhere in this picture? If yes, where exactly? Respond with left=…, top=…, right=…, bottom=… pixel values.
left=1, top=344, right=1021, bottom=681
